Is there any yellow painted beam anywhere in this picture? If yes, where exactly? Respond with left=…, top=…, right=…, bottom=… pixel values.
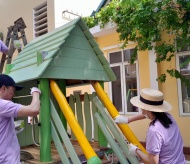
left=50, top=80, right=101, bottom=163
left=91, top=81, right=147, bottom=154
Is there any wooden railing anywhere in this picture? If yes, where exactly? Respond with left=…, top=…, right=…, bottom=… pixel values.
left=68, top=92, right=99, bottom=141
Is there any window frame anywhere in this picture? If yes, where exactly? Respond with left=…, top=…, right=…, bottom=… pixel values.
left=109, top=63, right=125, bottom=114
left=123, top=60, right=140, bottom=114
left=176, top=51, right=190, bottom=116
left=108, top=49, right=140, bottom=114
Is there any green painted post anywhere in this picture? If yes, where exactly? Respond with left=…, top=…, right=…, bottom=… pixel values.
left=98, top=81, right=108, bottom=147
left=57, top=80, right=67, bottom=129
left=39, top=78, right=51, bottom=162
left=37, top=51, right=51, bottom=162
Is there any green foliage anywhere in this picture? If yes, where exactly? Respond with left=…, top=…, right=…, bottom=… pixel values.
left=156, top=74, right=166, bottom=83
left=83, top=0, right=190, bottom=84
left=82, top=16, right=97, bottom=28
left=167, top=69, right=190, bottom=84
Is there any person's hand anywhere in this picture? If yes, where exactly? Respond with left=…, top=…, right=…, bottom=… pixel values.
left=30, top=87, right=41, bottom=95
left=114, top=115, right=129, bottom=124
left=128, top=143, right=139, bottom=156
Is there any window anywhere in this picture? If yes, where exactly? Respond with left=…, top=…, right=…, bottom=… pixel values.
left=33, top=1, right=48, bottom=37
left=176, top=43, right=190, bottom=116
left=109, top=48, right=139, bottom=114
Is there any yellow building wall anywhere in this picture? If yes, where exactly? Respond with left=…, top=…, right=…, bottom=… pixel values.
left=95, top=31, right=190, bottom=147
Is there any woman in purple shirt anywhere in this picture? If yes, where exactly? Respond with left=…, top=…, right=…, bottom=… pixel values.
left=115, top=88, right=186, bottom=164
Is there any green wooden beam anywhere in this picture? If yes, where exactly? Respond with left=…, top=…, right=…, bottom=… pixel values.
left=95, top=113, right=129, bottom=164
left=97, top=82, right=108, bottom=147
left=93, top=97, right=140, bottom=164
left=57, top=80, right=67, bottom=129
left=50, top=99, right=81, bottom=164
left=51, top=121, right=71, bottom=164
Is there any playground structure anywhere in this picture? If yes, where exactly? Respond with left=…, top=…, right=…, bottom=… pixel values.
left=4, top=17, right=146, bottom=163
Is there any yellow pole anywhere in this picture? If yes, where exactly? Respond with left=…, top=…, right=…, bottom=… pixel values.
left=91, top=81, right=147, bottom=154
left=50, top=80, right=101, bottom=163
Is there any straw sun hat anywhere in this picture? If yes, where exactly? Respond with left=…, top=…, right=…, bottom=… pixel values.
left=130, top=88, right=172, bottom=112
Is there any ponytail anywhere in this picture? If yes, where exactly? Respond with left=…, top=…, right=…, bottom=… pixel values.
left=151, top=112, right=172, bottom=128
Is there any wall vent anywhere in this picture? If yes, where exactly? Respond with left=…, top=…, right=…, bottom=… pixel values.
left=33, top=1, right=48, bottom=37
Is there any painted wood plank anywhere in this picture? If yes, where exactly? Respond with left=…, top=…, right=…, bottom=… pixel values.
left=75, top=94, right=84, bottom=131
left=41, top=67, right=110, bottom=81
left=14, top=36, right=65, bottom=62
left=63, top=34, right=92, bottom=51
left=97, top=54, right=110, bottom=65
left=95, top=113, right=129, bottom=164
left=93, top=46, right=103, bottom=55
left=69, top=95, right=76, bottom=140
left=9, top=59, right=52, bottom=83
left=93, top=97, right=140, bottom=164
left=50, top=100, right=81, bottom=164
left=83, top=30, right=94, bottom=40
left=70, top=25, right=85, bottom=37
left=23, top=23, right=75, bottom=49
left=51, top=122, right=71, bottom=164
left=103, top=65, right=117, bottom=81
left=84, top=93, right=92, bottom=141
left=88, top=39, right=98, bottom=48
left=90, top=92, right=99, bottom=141
left=78, top=19, right=89, bottom=31
left=13, top=49, right=59, bottom=66
left=59, top=47, right=98, bottom=60
left=13, top=48, right=59, bottom=64
left=50, top=56, right=104, bottom=70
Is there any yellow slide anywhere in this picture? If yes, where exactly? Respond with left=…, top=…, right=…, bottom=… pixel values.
left=91, top=81, right=147, bottom=154
left=50, top=80, right=102, bottom=164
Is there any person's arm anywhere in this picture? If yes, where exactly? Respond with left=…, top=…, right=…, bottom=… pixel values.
left=128, top=113, right=145, bottom=123
left=129, top=143, right=159, bottom=164
left=17, top=88, right=41, bottom=117
left=114, top=113, right=145, bottom=124
left=136, top=149, right=159, bottom=164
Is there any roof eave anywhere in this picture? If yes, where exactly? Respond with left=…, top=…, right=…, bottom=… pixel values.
left=89, top=21, right=116, bottom=38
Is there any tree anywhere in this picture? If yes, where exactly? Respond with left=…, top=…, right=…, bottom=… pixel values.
left=83, top=0, right=190, bottom=84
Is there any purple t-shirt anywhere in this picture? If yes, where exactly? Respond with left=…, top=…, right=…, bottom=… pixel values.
left=146, top=113, right=186, bottom=164
left=0, top=99, right=21, bottom=164
left=0, top=40, right=8, bottom=53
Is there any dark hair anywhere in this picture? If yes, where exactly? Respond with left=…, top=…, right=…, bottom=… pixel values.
left=151, top=112, right=172, bottom=128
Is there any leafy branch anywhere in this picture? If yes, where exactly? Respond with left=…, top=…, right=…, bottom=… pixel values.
left=83, top=0, right=190, bottom=84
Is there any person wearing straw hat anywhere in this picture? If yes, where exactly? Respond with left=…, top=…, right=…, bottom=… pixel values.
left=0, top=74, right=41, bottom=164
left=114, top=88, right=186, bottom=164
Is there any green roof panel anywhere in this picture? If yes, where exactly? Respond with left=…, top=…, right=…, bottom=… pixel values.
left=7, top=17, right=116, bottom=83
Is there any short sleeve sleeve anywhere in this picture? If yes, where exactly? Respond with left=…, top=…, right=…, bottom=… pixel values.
left=0, top=40, right=8, bottom=53
left=146, top=128, right=163, bottom=155
left=0, top=100, right=21, bottom=117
